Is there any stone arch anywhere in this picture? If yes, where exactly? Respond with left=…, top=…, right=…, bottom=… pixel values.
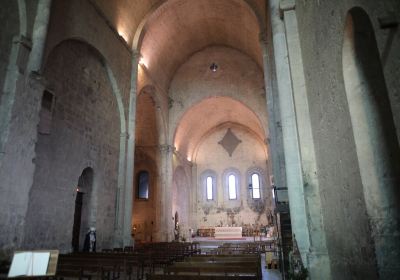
left=132, top=0, right=263, bottom=52
left=245, top=166, right=270, bottom=213
left=222, top=167, right=241, bottom=203
left=193, top=122, right=268, bottom=163
left=172, top=165, right=190, bottom=237
left=49, top=38, right=126, bottom=134
left=71, top=167, right=94, bottom=252
left=50, top=39, right=127, bottom=244
left=23, top=39, right=123, bottom=251
left=200, top=169, right=218, bottom=206
left=137, top=84, right=166, bottom=145
left=342, top=7, right=400, bottom=278
left=132, top=152, right=158, bottom=243
left=173, top=96, right=267, bottom=162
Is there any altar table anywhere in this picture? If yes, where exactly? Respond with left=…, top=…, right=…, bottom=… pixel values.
left=214, top=227, right=242, bottom=239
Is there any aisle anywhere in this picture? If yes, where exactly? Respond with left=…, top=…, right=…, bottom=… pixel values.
left=261, top=253, right=281, bottom=280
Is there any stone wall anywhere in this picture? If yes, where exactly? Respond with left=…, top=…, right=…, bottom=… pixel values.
left=0, top=74, right=44, bottom=256
left=169, top=45, right=271, bottom=232
left=295, top=0, right=400, bottom=278
left=169, top=46, right=268, bottom=142
left=23, top=40, right=121, bottom=252
left=172, top=164, right=191, bottom=240
left=195, top=125, right=271, bottom=229
left=0, top=0, right=19, bottom=104
left=132, top=147, right=159, bottom=242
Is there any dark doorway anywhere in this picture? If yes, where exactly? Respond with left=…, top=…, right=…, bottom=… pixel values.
left=71, top=168, right=94, bottom=252
left=72, top=191, right=83, bottom=252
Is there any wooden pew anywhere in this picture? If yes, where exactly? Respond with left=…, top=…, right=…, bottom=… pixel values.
left=57, top=252, right=143, bottom=280
left=185, top=254, right=259, bottom=264
left=147, top=275, right=258, bottom=280
left=56, top=242, right=202, bottom=280
left=165, top=262, right=261, bottom=280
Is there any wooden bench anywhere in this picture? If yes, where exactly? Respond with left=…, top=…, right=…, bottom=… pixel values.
left=165, top=262, right=261, bottom=279
left=57, top=252, right=143, bottom=280
left=147, top=275, right=258, bottom=280
left=56, top=242, right=202, bottom=280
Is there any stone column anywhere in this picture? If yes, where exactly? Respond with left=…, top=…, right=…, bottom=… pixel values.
left=268, top=0, right=310, bottom=262
left=156, top=144, right=174, bottom=241
left=122, top=52, right=139, bottom=247
left=190, top=162, right=197, bottom=230
left=27, top=0, right=52, bottom=73
left=113, top=132, right=128, bottom=247
left=280, top=1, right=331, bottom=278
left=259, top=32, right=286, bottom=199
left=0, top=1, right=52, bottom=254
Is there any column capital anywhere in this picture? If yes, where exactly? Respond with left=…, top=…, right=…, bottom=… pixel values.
left=279, top=0, right=295, bottom=18
left=159, top=144, right=175, bottom=153
left=132, top=50, right=141, bottom=59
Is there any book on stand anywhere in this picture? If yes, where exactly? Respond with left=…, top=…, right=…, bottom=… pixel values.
left=8, top=251, right=50, bottom=277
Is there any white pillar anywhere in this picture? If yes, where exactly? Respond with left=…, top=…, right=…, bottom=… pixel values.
left=280, top=1, right=331, bottom=278
left=269, top=0, right=310, bottom=262
left=190, top=163, right=197, bottom=230
left=259, top=32, right=286, bottom=196
left=113, top=132, right=127, bottom=247
left=123, top=52, right=139, bottom=247
left=27, top=0, right=52, bottom=73
left=156, top=145, right=174, bottom=241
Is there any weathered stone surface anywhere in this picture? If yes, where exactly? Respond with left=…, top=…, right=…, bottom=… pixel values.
left=0, top=1, right=399, bottom=279
left=23, top=41, right=121, bottom=252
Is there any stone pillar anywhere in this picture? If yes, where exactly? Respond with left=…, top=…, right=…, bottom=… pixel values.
left=268, top=0, right=310, bottom=262
left=259, top=32, right=286, bottom=199
left=27, top=0, right=52, bottom=73
left=113, top=132, right=128, bottom=247
left=280, top=1, right=331, bottom=278
left=122, top=52, right=139, bottom=247
left=156, top=144, right=174, bottom=241
left=190, top=162, right=197, bottom=230
left=0, top=71, right=45, bottom=255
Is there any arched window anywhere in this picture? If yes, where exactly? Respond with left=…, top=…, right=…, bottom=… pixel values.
left=251, top=173, right=261, bottom=199
left=206, top=176, right=213, bottom=200
left=137, top=171, right=149, bottom=200
left=201, top=170, right=217, bottom=203
left=228, top=174, right=237, bottom=200
left=223, top=168, right=240, bottom=202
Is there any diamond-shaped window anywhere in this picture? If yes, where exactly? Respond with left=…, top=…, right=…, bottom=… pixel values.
left=218, top=128, right=242, bottom=157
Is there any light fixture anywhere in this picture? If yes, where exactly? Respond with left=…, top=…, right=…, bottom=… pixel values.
left=210, top=62, right=218, bottom=72
left=139, top=56, right=146, bottom=66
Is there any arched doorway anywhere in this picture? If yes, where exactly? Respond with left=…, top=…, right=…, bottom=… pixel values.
left=71, top=167, right=94, bottom=252
left=343, top=7, right=400, bottom=277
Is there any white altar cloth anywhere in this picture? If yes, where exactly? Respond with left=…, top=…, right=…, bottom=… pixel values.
left=214, top=227, right=242, bottom=239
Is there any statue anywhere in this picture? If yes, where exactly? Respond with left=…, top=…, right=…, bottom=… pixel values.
left=83, top=227, right=96, bottom=252
left=174, top=223, right=180, bottom=241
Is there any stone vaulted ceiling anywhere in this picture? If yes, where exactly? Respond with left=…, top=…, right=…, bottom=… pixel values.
left=93, top=0, right=267, bottom=155
left=139, top=0, right=264, bottom=90
left=174, top=97, right=266, bottom=161
left=94, top=0, right=265, bottom=91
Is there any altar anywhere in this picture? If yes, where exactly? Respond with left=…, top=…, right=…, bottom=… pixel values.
left=214, top=227, right=242, bottom=239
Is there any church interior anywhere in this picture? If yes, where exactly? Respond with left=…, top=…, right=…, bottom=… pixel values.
left=0, top=0, right=399, bottom=279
